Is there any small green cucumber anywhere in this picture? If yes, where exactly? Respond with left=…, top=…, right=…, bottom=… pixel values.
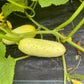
left=18, top=38, right=66, bottom=57
left=2, top=25, right=36, bottom=45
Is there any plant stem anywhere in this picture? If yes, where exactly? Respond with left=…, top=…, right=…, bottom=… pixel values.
left=25, top=11, right=49, bottom=30
left=52, top=31, right=84, bottom=52
left=64, top=18, right=84, bottom=41
left=0, top=27, right=8, bottom=33
left=24, top=8, right=84, bottom=52
left=25, top=10, right=84, bottom=52
left=0, top=34, right=21, bottom=41
left=33, top=1, right=37, bottom=10
left=30, top=1, right=35, bottom=8
left=69, top=74, right=84, bottom=80
left=54, top=1, right=84, bottom=31
left=25, top=0, right=28, bottom=6
left=20, top=30, right=52, bottom=37
left=68, top=56, right=81, bottom=74
left=24, top=4, right=84, bottom=52
left=14, top=12, right=27, bottom=18
left=62, top=55, right=67, bottom=84
left=15, top=55, right=30, bottom=61
left=0, top=26, right=21, bottom=37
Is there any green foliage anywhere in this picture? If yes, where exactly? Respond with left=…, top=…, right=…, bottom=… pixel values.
left=1, top=0, right=69, bottom=17
left=32, top=0, right=69, bottom=7
left=2, top=0, right=25, bottom=17
left=79, top=0, right=84, bottom=2
left=0, top=0, right=84, bottom=84
left=0, top=42, right=6, bottom=58
left=0, top=42, right=16, bottom=84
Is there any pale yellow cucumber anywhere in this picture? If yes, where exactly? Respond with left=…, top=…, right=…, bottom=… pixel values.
left=2, top=25, right=36, bottom=45
left=18, top=38, right=66, bottom=57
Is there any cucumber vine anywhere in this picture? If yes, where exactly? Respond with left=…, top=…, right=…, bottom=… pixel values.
left=0, top=0, right=84, bottom=84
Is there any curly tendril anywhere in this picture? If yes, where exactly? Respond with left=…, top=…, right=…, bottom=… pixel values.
left=7, top=0, right=36, bottom=17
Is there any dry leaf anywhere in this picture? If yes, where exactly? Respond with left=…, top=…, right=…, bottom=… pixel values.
left=60, top=32, right=72, bottom=42
left=76, top=40, right=82, bottom=55
left=7, top=20, right=12, bottom=29
left=67, top=67, right=73, bottom=71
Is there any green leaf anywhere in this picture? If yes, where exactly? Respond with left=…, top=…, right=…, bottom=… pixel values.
left=79, top=0, right=83, bottom=2
left=2, top=0, right=25, bottom=17
left=32, top=0, right=69, bottom=7
left=0, top=42, right=6, bottom=59
left=0, top=42, right=16, bottom=84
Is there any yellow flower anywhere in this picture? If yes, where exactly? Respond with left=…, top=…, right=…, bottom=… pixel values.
left=72, top=79, right=83, bottom=84
left=0, top=12, right=4, bottom=22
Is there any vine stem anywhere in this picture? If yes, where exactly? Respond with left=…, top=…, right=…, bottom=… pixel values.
left=0, top=27, right=8, bottom=33
left=14, top=12, right=27, bottom=18
left=24, top=6, right=84, bottom=52
left=62, top=55, right=67, bottom=84
left=17, top=28, right=84, bottom=52
left=25, top=11, right=49, bottom=30
left=23, top=30, right=84, bottom=52
left=25, top=0, right=28, bottom=6
left=69, top=74, right=84, bottom=80
left=20, top=30, right=52, bottom=37
left=32, top=1, right=37, bottom=10
left=54, top=1, right=84, bottom=31
left=68, top=56, right=81, bottom=75
left=0, top=26, right=20, bottom=36
left=0, top=34, right=21, bottom=41
left=15, top=55, right=30, bottom=61
left=52, top=31, right=84, bottom=52
left=64, top=18, right=84, bottom=41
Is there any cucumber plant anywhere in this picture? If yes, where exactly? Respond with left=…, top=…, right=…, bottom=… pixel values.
left=0, top=0, right=84, bottom=84
left=2, top=25, right=36, bottom=45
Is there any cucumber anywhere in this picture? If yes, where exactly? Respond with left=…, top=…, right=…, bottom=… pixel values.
left=2, top=25, right=36, bottom=45
left=18, top=38, right=66, bottom=57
